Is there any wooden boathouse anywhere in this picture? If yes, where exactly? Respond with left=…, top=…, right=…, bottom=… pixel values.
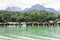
left=0, top=21, right=60, bottom=26
left=4, top=22, right=19, bottom=26
left=0, top=22, right=4, bottom=25
left=57, top=21, right=60, bottom=26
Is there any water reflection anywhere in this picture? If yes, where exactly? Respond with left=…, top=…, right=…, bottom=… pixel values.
left=0, top=26, right=60, bottom=40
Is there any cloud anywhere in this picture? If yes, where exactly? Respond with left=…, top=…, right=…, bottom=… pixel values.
left=0, top=0, right=60, bottom=10
left=45, top=0, right=60, bottom=10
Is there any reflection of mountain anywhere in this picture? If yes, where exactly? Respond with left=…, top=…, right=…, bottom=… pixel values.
left=5, top=7, right=22, bottom=11
left=5, top=4, right=59, bottom=13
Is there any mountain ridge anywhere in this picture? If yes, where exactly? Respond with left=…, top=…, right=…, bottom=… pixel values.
left=5, top=7, right=22, bottom=12
left=5, top=4, right=60, bottom=14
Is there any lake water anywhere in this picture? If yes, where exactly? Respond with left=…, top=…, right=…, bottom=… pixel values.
left=0, top=26, right=60, bottom=40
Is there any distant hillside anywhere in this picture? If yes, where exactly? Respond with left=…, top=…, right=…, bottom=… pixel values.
left=24, top=4, right=58, bottom=14
left=5, top=4, right=59, bottom=14
left=24, top=4, right=46, bottom=11
left=45, top=8, right=58, bottom=14
left=5, top=7, right=22, bottom=12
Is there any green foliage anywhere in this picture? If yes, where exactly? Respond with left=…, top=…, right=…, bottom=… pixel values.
left=0, top=10, right=59, bottom=22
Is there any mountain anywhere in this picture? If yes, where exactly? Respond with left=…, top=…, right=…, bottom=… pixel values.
left=58, top=10, right=60, bottom=13
left=45, top=8, right=58, bottom=13
left=5, top=4, right=59, bottom=14
left=24, top=4, right=46, bottom=11
left=24, top=4, right=58, bottom=14
left=5, top=7, right=22, bottom=12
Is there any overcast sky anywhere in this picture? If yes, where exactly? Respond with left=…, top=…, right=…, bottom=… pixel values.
left=0, top=0, right=60, bottom=10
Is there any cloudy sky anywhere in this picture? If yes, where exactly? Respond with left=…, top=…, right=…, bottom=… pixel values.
left=0, top=0, right=60, bottom=10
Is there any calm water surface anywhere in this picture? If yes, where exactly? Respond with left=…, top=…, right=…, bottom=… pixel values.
left=0, top=26, right=60, bottom=40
